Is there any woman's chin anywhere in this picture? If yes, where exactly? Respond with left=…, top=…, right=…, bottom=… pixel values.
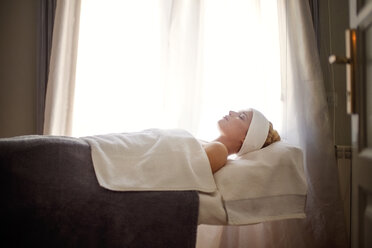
left=217, top=120, right=224, bottom=129
left=217, top=121, right=225, bottom=134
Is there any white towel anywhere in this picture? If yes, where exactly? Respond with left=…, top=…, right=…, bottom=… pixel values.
left=214, top=141, right=307, bottom=225
left=82, top=129, right=217, bottom=192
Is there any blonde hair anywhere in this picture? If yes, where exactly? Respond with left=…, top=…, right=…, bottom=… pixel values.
left=262, top=122, right=281, bottom=148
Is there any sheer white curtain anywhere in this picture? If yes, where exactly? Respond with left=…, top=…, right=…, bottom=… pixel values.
left=44, top=0, right=81, bottom=135
left=71, top=0, right=281, bottom=140
left=197, top=0, right=348, bottom=247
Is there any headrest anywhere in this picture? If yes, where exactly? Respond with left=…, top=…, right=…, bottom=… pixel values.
left=236, top=108, right=269, bottom=156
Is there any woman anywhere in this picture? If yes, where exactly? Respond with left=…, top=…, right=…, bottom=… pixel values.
left=203, top=108, right=281, bottom=173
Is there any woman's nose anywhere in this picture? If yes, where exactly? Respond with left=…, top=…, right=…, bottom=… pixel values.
left=229, top=111, right=238, bottom=116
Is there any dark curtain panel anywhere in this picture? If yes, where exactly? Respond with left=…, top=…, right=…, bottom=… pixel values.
left=36, top=0, right=57, bottom=134
left=308, top=0, right=320, bottom=53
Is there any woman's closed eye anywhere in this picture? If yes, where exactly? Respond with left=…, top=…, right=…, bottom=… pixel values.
left=239, top=114, right=246, bottom=120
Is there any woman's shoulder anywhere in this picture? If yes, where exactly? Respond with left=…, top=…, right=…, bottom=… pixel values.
left=199, top=140, right=217, bottom=147
left=198, top=140, right=228, bottom=158
left=202, top=141, right=228, bottom=173
left=202, top=141, right=228, bottom=157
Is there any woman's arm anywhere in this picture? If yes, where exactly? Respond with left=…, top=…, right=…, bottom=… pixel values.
left=202, top=141, right=228, bottom=173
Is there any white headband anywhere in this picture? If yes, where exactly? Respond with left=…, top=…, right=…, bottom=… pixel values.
left=237, top=108, right=270, bottom=156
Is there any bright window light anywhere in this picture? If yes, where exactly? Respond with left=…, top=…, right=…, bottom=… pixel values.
left=73, top=0, right=282, bottom=141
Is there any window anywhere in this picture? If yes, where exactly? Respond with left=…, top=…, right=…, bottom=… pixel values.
left=73, top=0, right=281, bottom=141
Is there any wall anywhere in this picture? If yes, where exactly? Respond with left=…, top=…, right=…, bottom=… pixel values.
left=318, top=0, right=352, bottom=241
left=0, top=0, right=39, bottom=138
left=319, top=0, right=351, bottom=146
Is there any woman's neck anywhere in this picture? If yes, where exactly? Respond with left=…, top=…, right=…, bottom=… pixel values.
left=214, top=136, right=241, bottom=155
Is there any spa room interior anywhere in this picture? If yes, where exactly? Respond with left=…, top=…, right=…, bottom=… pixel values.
left=0, top=0, right=371, bottom=247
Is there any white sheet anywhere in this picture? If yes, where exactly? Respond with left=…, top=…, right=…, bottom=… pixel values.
left=82, top=130, right=306, bottom=226
left=82, top=129, right=217, bottom=192
left=212, top=141, right=307, bottom=225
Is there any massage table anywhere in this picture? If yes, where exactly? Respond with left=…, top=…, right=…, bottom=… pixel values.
left=0, top=129, right=306, bottom=248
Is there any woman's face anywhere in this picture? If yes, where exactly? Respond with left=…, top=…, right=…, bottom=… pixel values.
left=217, top=110, right=253, bottom=142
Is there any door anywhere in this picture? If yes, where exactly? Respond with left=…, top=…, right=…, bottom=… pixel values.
left=349, top=1, right=372, bottom=247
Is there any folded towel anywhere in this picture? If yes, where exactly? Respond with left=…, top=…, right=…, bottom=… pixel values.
left=82, top=129, right=217, bottom=192
left=214, top=141, right=307, bottom=225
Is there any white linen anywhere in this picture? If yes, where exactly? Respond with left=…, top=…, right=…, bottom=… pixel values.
left=82, top=129, right=306, bottom=226
left=198, top=191, right=227, bottom=225
left=213, top=141, right=307, bottom=225
left=82, top=129, right=216, bottom=192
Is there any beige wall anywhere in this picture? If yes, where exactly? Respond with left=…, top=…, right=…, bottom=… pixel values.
left=319, top=0, right=351, bottom=146
left=0, top=0, right=38, bottom=138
